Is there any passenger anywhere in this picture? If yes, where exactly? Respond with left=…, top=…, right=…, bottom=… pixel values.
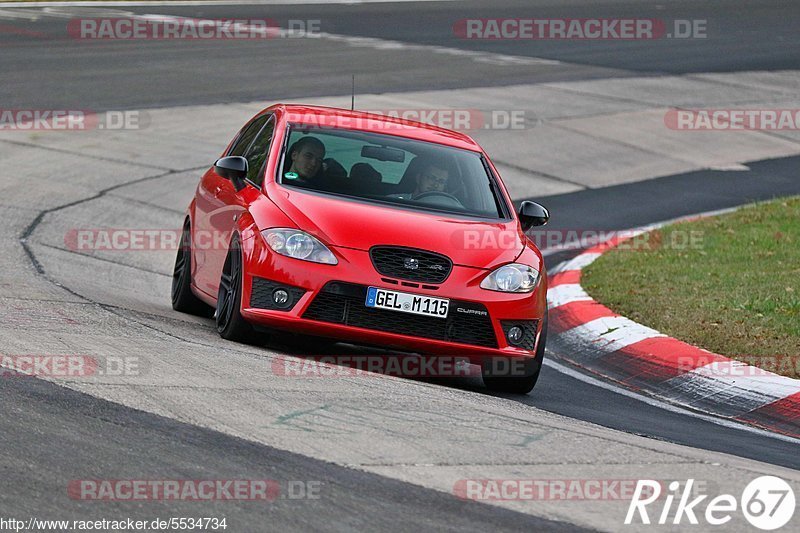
left=287, top=137, right=326, bottom=180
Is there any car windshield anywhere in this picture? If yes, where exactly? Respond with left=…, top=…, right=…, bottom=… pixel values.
left=278, top=125, right=507, bottom=219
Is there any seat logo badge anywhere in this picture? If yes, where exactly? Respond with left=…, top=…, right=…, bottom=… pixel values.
left=403, top=257, right=419, bottom=270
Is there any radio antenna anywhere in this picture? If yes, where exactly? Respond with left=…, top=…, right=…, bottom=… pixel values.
left=351, top=75, right=355, bottom=111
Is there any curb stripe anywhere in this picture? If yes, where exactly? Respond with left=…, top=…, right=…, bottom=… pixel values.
left=600, top=337, right=729, bottom=386
left=621, top=337, right=728, bottom=375
left=735, top=392, right=800, bottom=436
left=693, top=361, right=800, bottom=400
left=559, top=252, right=601, bottom=272
left=583, top=231, right=646, bottom=255
left=547, top=283, right=592, bottom=309
left=548, top=269, right=581, bottom=288
left=661, top=366, right=798, bottom=418
left=559, top=316, right=665, bottom=355
left=549, top=300, right=617, bottom=334
left=546, top=212, right=800, bottom=438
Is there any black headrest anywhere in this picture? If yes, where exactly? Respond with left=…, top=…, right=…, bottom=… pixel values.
left=350, top=163, right=382, bottom=184
left=323, top=158, right=347, bottom=179
left=397, top=156, right=425, bottom=192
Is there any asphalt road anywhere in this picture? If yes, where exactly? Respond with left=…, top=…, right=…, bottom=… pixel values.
left=1, top=1, right=799, bottom=531
left=0, top=375, right=584, bottom=532
left=2, top=0, right=800, bottom=110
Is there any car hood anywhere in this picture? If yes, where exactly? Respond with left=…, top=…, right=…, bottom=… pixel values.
left=269, top=188, right=525, bottom=269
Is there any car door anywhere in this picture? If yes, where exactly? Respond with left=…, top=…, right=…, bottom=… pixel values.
left=193, top=114, right=275, bottom=297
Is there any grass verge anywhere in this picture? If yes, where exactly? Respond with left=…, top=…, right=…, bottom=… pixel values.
left=582, top=196, right=800, bottom=379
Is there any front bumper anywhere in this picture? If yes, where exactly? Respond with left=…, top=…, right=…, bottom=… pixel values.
left=239, top=239, right=547, bottom=363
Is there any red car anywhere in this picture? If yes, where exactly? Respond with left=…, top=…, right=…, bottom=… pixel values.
left=171, top=104, right=550, bottom=393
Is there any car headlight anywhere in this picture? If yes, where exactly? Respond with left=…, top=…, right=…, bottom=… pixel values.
left=480, top=263, right=539, bottom=293
left=261, top=228, right=337, bottom=265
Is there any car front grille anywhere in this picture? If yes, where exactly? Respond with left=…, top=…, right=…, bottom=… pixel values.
left=302, top=282, right=497, bottom=348
left=369, top=246, right=452, bottom=284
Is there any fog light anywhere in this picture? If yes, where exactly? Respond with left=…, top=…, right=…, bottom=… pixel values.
left=507, top=326, right=524, bottom=345
left=272, top=289, right=290, bottom=308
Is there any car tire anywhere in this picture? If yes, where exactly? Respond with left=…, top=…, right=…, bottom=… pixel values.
left=482, top=311, right=548, bottom=394
left=171, top=221, right=215, bottom=317
left=216, top=235, right=259, bottom=344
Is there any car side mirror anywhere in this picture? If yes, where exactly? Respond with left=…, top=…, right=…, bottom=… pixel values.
left=518, top=201, right=549, bottom=231
left=215, top=156, right=248, bottom=192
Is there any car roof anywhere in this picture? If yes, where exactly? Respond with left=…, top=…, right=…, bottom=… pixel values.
left=270, top=104, right=483, bottom=152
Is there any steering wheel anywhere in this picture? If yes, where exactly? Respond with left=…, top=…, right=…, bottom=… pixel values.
left=412, top=190, right=464, bottom=208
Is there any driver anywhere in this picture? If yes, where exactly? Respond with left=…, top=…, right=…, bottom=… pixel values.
left=287, top=137, right=326, bottom=181
left=391, top=161, right=450, bottom=200
left=413, top=163, right=449, bottom=196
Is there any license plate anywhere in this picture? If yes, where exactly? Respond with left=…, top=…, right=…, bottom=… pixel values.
left=365, top=287, right=449, bottom=318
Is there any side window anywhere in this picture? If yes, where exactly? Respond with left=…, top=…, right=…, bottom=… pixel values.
left=242, top=117, right=276, bottom=184
left=228, top=115, right=270, bottom=157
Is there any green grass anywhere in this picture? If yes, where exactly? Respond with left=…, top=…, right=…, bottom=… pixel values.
left=582, top=196, right=800, bottom=378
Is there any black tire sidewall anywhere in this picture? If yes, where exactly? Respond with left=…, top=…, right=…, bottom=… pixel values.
left=216, top=236, right=256, bottom=342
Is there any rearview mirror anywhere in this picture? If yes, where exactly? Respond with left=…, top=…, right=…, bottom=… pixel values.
left=215, top=156, right=248, bottom=191
left=518, top=201, right=549, bottom=231
left=361, top=145, right=405, bottom=162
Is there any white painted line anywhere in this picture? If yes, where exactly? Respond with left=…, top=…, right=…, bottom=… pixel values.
left=0, top=7, right=44, bottom=18
left=547, top=260, right=568, bottom=275
left=709, top=164, right=750, bottom=171
left=0, top=1, right=454, bottom=7
left=65, top=11, right=560, bottom=68
left=544, top=357, right=800, bottom=445
left=556, top=252, right=601, bottom=271
left=542, top=246, right=570, bottom=257
left=0, top=6, right=559, bottom=68
left=315, top=32, right=559, bottom=66
left=546, top=283, right=592, bottom=309
left=37, top=5, right=134, bottom=16
left=561, top=315, right=664, bottom=354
